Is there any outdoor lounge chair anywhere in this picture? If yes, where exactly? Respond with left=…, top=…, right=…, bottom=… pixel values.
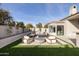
left=23, top=36, right=30, bottom=43
left=46, top=36, right=56, bottom=44
left=23, top=35, right=34, bottom=44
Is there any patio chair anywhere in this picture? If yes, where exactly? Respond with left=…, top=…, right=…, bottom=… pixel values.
left=45, top=38, right=52, bottom=43
left=23, top=36, right=30, bottom=43
left=46, top=36, right=56, bottom=44
left=23, top=35, right=34, bottom=44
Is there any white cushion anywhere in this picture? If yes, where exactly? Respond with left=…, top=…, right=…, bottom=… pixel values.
left=24, top=36, right=29, bottom=39
left=23, top=39, right=27, bottom=43
left=48, top=36, right=55, bottom=39
left=52, top=40, right=56, bottom=43
left=46, top=38, right=52, bottom=43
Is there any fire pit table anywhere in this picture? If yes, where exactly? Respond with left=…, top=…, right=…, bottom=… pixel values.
left=35, top=37, right=45, bottom=43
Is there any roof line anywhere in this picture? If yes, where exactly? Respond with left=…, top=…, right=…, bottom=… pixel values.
left=60, top=12, right=79, bottom=21
left=46, top=12, right=79, bottom=25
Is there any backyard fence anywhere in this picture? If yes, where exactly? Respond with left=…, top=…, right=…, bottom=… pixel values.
left=0, top=25, right=23, bottom=38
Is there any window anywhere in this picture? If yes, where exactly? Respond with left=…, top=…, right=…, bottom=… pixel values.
left=49, top=25, right=55, bottom=33
left=57, top=25, right=64, bottom=35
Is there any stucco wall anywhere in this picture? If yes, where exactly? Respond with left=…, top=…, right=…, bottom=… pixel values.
left=47, top=19, right=79, bottom=38
left=0, top=25, right=23, bottom=38
left=65, top=20, right=78, bottom=38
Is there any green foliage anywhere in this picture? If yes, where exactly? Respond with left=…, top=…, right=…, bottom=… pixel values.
left=8, top=20, right=16, bottom=29
left=0, top=42, right=79, bottom=56
left=0, top=9, right=11, bottom=25
left=36, top=23, right=42, bottom=28
left=26, top=23, right=33, bottom=29
left=0, top=9, right=25, bottom=30
left=16, top=22, right=25, bottom=32
left=44, top=24, right=48, bottom=28
left=0, top=39, right=77, bottom=56
left=8, top=20, right=15, bottom=26
left=64, top=45, right=70, bottom=48
left=16, top=22, right=25, bottom=28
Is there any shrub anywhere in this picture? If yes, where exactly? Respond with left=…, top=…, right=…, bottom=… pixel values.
left=64, top=45, right=70, bottom=48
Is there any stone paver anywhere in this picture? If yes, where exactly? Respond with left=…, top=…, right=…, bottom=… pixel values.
left=19, top=41, right=60, bottom=45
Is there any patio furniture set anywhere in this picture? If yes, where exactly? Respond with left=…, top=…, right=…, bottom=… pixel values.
left=22, top=32, right=57, bottom=44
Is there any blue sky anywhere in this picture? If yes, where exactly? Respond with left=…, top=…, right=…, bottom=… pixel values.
left=0, top=3, right=79, bottom=25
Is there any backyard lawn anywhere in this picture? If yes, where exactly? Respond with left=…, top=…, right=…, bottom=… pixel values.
left=0, top=39, right=79, bottom=56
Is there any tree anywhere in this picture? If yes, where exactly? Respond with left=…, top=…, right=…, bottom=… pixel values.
left=8, top=20, right=16, bottom=29
left=0, top=9, right=8, bottom=24
left=16, top=22, right=25, bottom=32
left=44, top=24, right=48, bottom=28
left=16, top=22, right=19, bottom=29
left=0, top=9, right=12, bottom=25
left=26, top=23, right=33, bottom=29
left=36, top=23, right=42, bottom=28
left=36, top=23, right=42, bottom=31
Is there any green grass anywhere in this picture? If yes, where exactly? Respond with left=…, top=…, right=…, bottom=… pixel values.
left=0, top=39, right=79, bottom=56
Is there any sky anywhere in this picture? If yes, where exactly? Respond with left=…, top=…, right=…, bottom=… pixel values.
left=0, top=3, right=79, bottom=25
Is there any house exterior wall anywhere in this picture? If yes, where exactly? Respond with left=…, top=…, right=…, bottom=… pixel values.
left=48, top=22, right=66, bottom=36
left=48, top=19, right=79, bottom=38
left=64, top=20, right=79, bottom=38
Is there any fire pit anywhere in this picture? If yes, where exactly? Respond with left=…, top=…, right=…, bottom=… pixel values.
left=34, top=34, right=46, bottom=43
left=35, top=37, right=45, bottom=43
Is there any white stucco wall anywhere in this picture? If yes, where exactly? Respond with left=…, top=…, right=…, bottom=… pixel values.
left=0, top=26, right=8, bottom=38
left=47, top=19, right=79, bottom=38
left=65, top=20, right=77, bottom=38
left=0, top=25, right=23, bottom=38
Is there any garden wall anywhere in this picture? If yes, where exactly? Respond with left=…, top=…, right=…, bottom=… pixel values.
left=0, top=25, right=23, bottom=38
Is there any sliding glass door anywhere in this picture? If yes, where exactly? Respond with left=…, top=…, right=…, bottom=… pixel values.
left=49, top=25, right=56, bottom=35
left=57, top=25, right=64, bottom=35
left=49, top=26, right=55, bottom=33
